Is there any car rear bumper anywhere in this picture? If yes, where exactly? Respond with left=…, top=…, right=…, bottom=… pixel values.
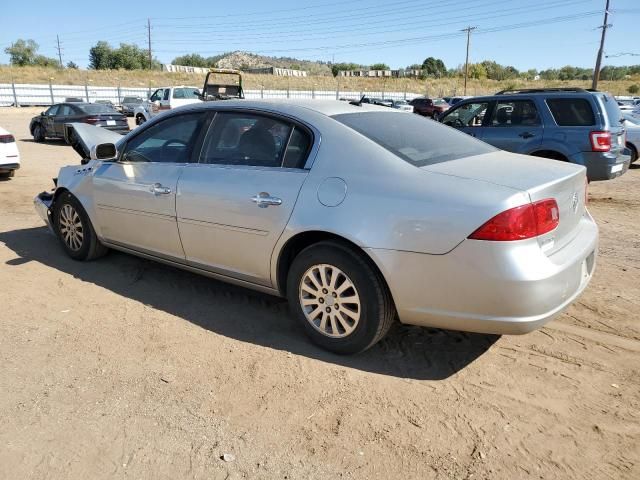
left=366, top=211, right=598, bottom=335
left=579, top=150, right=630, bottom=181
left=0, top=162, right=20, bottom=172
left=34, top=192, right=55, bottom=233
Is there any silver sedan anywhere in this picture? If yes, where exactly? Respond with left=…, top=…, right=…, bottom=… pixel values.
left=34, top=100, right=598, bottom=354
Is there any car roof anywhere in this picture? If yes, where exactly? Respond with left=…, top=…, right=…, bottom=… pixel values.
left=181, top=99, right=395, bottom=117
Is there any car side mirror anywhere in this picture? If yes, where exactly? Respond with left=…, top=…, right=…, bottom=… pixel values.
left=91, top=142, right=117, bottom=160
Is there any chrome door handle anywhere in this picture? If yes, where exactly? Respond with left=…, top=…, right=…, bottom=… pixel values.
left=252, top=192, right=282, bottom=208
left=150, top=183, right=172, bottom=195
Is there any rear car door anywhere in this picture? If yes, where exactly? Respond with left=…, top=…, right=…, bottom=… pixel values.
left=177, top=110, right=313, bottom=286
left=481, top=98, right=543, bottom=153
left=92, top=111, right=209, bottom=259
left=440, top=100, right=491, bottom=139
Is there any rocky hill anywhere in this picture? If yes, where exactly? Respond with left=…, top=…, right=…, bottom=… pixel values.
left=214, top=51, right=332, bottom=76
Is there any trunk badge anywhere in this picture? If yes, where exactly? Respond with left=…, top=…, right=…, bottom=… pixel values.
left=571, top=192, right=579, bottom=213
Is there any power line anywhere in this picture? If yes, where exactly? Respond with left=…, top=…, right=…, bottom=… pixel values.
left=147, top=18, right=152, bottom=70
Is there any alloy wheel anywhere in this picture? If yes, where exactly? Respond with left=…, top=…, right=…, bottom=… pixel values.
left=59, top=204, right=84, bottom=251
left=299, top=264, right=361, bottom=338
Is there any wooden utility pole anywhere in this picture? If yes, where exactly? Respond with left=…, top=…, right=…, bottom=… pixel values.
left=592, top=0, right=611, bottom=90
left=147, top=18, right=152, bottom=70
left=56, top=35, right=63, bottom=68
left=461, top=26, right=477, bottom=96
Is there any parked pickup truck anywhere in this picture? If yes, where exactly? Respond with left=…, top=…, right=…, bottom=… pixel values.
left=134, top=86, right=201, bottom=125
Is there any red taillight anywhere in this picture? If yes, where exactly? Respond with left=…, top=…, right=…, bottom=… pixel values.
left=0, top=134, right=15, bottom=143
left=590, top=131, right=611, bottom=152
left=469, top=199, right=559, bottom=241
left=84, top=117, right=99, bottom=124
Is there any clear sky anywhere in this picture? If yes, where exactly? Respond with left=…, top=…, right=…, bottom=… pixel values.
left=1, top=0, right=638, bottom=71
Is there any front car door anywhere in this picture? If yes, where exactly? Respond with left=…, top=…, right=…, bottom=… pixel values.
left=148, top=88, right=163, bottom=117
left=440, top=100, right=491, bottom=139
left=91, top=111, right=209, bottom=259
left=177, top=110, right=313, bottom=286
left=480, top=98, right=544, bottom=153
left=53, top=104, right=74, bottom=137
left=42, top=104, right=60, bottom=136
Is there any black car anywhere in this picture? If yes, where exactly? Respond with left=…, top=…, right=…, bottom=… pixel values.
left=30, top=103, right=129, bottom=142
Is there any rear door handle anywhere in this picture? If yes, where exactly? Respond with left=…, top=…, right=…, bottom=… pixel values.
left=519, top=132, right=535, bottom=139
left=150, top=183, right=172, bottom=195
left=252, top=192, right=282, bottom=208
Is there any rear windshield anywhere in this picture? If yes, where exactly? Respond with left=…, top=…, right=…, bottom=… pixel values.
left=173, top=87, right=200, bottom=99
left=333, top=111, right=496, bottom=167
left=78, top=104, right=117, bottom=114
left=546, top=98, right=595, bottom=126
left=599, top=93, right=623, bottom=125
left=433, top=99, right=448, bottom=105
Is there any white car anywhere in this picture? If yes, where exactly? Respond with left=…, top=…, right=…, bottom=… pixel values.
left=0, top=126, right=20, bottom=178
left=134, top=86, right=202, bottom=125
left=391, top=99, right=414, bottom=112
left=623, top=113, right=640, bottom=163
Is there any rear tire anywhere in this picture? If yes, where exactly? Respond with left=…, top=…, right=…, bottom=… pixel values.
left=286, top=241, right=395, bottom=355
left=0, top=170, right=15, bottom=178
left=33, top=124, right=45, bottom=142
left=627, top=143, right=638, bottom=163
left=53, top=191, right=108, bottom=261
left=135, top=114, right=146, bottom=126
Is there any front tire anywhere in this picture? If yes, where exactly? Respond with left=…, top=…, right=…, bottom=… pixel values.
left=135, top=114, right=146, bottom=126
left=53, top=191, right=108, bottom=261
left=0, top=170, right=15, bottom=178
left=287, top=241, right=395, bottom=354
left=33, top=124, right=45, bottom=142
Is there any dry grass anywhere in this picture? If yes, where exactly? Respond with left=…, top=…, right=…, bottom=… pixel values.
left=1, top=65, right=638, bottom=96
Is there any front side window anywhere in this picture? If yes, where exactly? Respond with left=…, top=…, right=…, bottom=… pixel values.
left=200, top=112, right=293, bottom=168
left=333, top=111, right=496, bottom=167
left=163, top=89, right=170, bottom=101
left=546, top=98, right=595, bottom=126
left=441, top=102, right=489, bottom=127
left=122, top=112, right=207, bottom=163
left=489, top=100, right=540, bottom=127
left=149, top=89, right=162, bottom=102
left=45, top=105, right=60, bottom=116
left=58, top=105, right=74, bottom=116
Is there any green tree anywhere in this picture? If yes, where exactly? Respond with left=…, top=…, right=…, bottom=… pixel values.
left=89, top=41, right=159, bottom=70
left=370, top=63, right=390, bottom=70
left=468, top=63, right=487, bottom=79
left=628, top=84, right=639, bottom=95
left=66, top=61, right=79, bottom=69
left=5, top=39, right=40, bottom=66
left=331, top=62, right=360, bottom=77
left=422, top=57, right=446, bottom=77
left=172, top=53, right=209, bottom=67
left=89, top=41, right=113, bottom=69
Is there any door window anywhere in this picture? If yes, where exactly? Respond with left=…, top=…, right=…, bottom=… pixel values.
left=163, top=89, right=170, bottom=101
left=489, top=100, right=540, bottom=127
left=58, top=105, right=74, bottom=116
left=45, top=105, right=60, bottom=116
left=441, top=102, right=489, bottom=127
left=200, top=112, right=297, bottom=168
left=121, top=112, right=207, bottom=163
left=149, top=89, right=163, bottom=102
left=546, top=98, right=596, bottom=126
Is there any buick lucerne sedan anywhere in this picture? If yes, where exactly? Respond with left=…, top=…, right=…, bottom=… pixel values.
left=34, top=100, right=598, bottom=354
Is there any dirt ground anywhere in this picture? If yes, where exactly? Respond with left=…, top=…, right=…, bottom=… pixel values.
left=0, top=107, right=638, bottom=480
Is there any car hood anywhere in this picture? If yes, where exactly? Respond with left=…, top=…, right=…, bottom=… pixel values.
left=63, top=122, right=124, bottom=161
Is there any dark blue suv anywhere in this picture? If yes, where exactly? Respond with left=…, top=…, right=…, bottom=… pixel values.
left=439, top=88, right=630, bottom=181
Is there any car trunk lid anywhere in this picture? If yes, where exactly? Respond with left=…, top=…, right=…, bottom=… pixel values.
left=423, top=151, right=587, bottom=255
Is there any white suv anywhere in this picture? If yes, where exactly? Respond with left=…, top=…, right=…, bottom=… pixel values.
left=0, top=126, right=20, bottom=179
left=134, top=86, right=202, bottom=125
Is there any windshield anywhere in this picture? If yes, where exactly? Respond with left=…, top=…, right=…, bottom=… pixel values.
left=333, top=111, right=496, bottom=167
left=394, top=100, right=408, bottom=105
left=78, top=104, right=117, bottom=114
left=433, top=99, right=448, bottom=105
left=123, top=97, right=143, bottom=103
left=600, top=93, right=623, bottom=125
left=173, top=87, right=200, bottom=99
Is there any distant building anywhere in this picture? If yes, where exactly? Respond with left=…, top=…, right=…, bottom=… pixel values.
left=338, top=69, right=426, bottom=78
left=163, top=64, right=210, bottom=74
left=243, top=67, right=308, bottom=77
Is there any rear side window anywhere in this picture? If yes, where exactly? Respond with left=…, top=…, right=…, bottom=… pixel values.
left=333, top=111, right=496, bottom=167
left=546, top=98, right=595, bottom=126
left=599, top=93, right=623, bottom=126
left=283, top=127, right=312, bottom=168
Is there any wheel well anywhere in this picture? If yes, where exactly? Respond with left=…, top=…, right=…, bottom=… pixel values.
left=30, top=121, right=40, bottom=134
left=626, top=142, right=637, bottom=158
left=276, top=231, right=386, bottom=297
left=530, top=150, right=569, bottom=162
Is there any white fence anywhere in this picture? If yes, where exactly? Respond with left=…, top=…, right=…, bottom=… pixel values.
left=0, top=82, right=422, bottom=107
